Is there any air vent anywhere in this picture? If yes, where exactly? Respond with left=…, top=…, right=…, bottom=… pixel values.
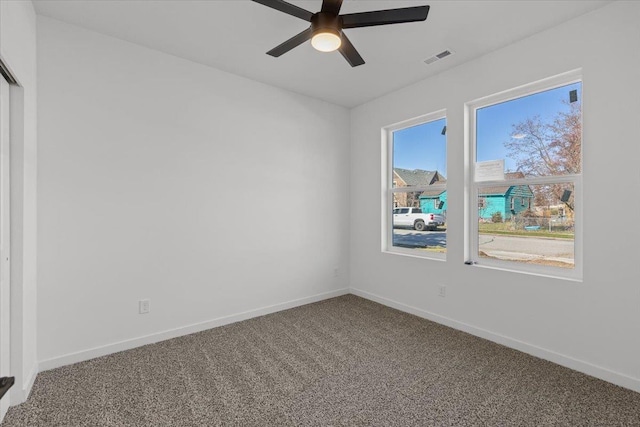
left=424, top=49, right=454, bottom=65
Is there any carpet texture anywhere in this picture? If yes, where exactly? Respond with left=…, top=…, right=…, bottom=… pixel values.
left=3, top=295, right=640, bottom=426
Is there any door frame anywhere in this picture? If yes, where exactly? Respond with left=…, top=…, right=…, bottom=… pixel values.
left=0, top=55, right=31, bottom=410
left=0, top=70, right=11, bottom=421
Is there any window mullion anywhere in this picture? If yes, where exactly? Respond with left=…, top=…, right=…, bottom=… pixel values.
left=476, top=174, right=579, bottom=188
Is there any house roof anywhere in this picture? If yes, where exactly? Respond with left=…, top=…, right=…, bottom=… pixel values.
left=393, top=168, right=445, bottom=187
left=419, top=188, right=446, bottom=198
left=479, top=172, right=525, bottom=196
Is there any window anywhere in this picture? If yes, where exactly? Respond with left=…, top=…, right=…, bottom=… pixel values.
left=383, top=111, right=447, bottom=259
left=468, top=71, right=582, bottom=280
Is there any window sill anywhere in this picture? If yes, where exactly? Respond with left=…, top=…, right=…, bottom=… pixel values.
left=466, top=260, right=582, bottom=282
left=383, top=247, right=447, bottom=262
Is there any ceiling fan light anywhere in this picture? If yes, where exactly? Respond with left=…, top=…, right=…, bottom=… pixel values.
left=311, top=32, right=341, bottom=52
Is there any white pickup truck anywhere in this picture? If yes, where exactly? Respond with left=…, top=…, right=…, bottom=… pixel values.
left=393, top=207, right=445, bottom=231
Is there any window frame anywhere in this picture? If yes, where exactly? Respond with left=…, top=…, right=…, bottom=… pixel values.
left=465, top=70, right=583, bottom=281
left=382, top=109, right=447, bottom=261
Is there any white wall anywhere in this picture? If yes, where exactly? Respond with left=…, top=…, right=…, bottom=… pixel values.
left=36, top=16, right=350, bottom=368
left=0, top=0, right=39, bottom=405
left=32, top=0, right=640, bottom=395
left=350, top=1, right=640, bottom=391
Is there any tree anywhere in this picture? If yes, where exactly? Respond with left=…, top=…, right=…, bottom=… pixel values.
left=504, top=101, right=581, bottom=211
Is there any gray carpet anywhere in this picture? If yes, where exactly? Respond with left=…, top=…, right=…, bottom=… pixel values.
left=3, top=295, right=640, bottom=426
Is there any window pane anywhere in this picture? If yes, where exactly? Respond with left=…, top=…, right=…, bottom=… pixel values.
left=476, top=82, right=582, bottom=178
left=477, top=183, right=575, bottom=269
left=390, top=117, right=447, bottom=257
left=392, top=191, right=447, bottom=254
left=393, top=118, right=447, bottom=188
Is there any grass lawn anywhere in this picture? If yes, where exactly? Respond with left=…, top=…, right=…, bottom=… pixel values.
left=478, top=222, right=574, bottom=239
left=418, top=246, right=447, bottom=253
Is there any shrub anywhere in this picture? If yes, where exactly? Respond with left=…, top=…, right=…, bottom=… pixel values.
left=491, top=212, right=503, bottom=223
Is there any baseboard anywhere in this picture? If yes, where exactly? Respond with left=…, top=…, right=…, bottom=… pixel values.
left=21, top=366, right=37, bottom=403
left=9, top=364, right=38, bottom=407
left=39, top=288, right=349, bottom=372
left=350, top=287, right=640, bottom=393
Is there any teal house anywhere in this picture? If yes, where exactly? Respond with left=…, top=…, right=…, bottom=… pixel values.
left=477, top=172, right=534, bottom=220
left=419, top=187, right=447, bottom=216
left=419, top=172, right=534, bottom=221
left=392, top=168, right=445, bottom=209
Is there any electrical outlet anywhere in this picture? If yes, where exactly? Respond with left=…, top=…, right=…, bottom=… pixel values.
left=438, top=285, right=446, bottom=298
left=139, top=299, right=150, bottom=314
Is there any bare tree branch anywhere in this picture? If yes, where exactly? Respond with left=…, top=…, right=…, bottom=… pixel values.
left=503, top=101, right=581, bottom=211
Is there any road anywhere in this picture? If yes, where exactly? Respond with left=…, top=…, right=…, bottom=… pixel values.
left=393, top=229, right=446, bottom=249
left=393, top=228, right=574, bottom=264
left=478, top=234, right=573, bottom=262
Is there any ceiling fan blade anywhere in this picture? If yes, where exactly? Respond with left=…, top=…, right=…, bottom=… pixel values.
left=251, top=0, right=313, bottom=22
left=341, top=5, right=430, bottom=29
left=321, top=0, right=344, bottom=15
left=266, top=27, right=313, bottom=57
left=338, top=32, right=365, bottom=67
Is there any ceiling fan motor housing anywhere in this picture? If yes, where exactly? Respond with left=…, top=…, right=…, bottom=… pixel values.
left=311, top=13, right=343, bottom=38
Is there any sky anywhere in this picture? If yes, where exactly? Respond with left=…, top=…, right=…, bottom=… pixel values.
left=392, top=82, right=582, bottom=177
left=393, top=118, right=447, bottom=176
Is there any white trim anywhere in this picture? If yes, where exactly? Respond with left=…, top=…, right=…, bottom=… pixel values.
left=349, top=287, right=640, bottom=393
left=473, top=181, right=581, bottom=281
left=469, top=262, right=582, bottom=282
left=466, top=69, right=582, bottom=112
left=391, top=182, right=447, bottom=194
left=382, top=111, right=447, bottom=261
left=381, top=128, right=391, bottom=253
left=39, top=288, right=349, bottom=372
left=0, top=75, right=10, bottom=422
left=382, top=247, right=447, bottom=262
left=466, top=70, right=583, bottom=281
left=29, top=287, right=640, bottom=396
left=384, top=109, right=447, bottom=133
left=476, top=174, right=579, bottom=187
left=11, top=365, right=37, bottom=405
left=8, top=83, right=30, bottom=408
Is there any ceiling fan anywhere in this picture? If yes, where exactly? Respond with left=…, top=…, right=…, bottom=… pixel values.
left=251, top=0, right=430, bottom=67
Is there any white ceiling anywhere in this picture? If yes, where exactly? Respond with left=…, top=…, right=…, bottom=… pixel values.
left=33, top=0, right=611, bottom=108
